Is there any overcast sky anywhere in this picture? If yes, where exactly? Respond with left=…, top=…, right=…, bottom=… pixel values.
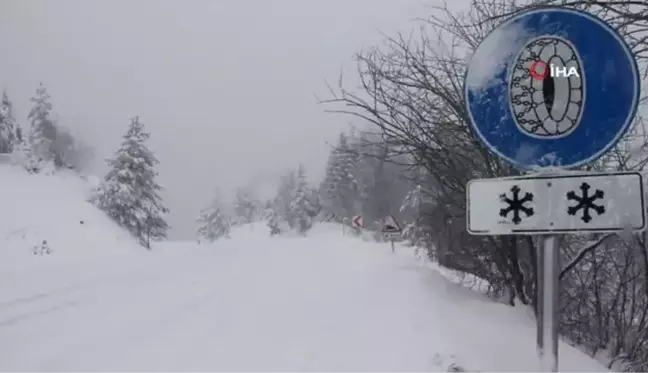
left=0, top=0, right=447, bottom=239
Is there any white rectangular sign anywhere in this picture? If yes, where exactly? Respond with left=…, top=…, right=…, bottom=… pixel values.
left=383, top=231, right=401, bottom=239
left=467, top=172, right=646, bottom=235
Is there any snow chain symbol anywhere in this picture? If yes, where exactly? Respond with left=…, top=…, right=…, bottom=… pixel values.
left=499, top=185, right=535, bottom=224
left=566, top=182, right=605, bottom=223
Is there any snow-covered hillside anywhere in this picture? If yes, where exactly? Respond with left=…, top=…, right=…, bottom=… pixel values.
left=0, top=164, right=146, bottom=305
left=0, top=166, right=610, bottom=371
left=0, top=164, right=140, bottom=264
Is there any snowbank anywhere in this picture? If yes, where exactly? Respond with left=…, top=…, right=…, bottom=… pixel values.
left=0, top=164, right=141, bottom=274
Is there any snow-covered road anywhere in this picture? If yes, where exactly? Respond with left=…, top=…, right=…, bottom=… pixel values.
left=0, top=225, right=609, bottom=371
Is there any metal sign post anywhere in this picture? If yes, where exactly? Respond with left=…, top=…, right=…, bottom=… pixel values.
left=464, top=7, right=641, bottom=372
left=539, top=235, right=559, bottom=372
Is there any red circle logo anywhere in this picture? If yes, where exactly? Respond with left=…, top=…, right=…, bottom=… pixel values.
left=529, top=61, right=549, bottom=80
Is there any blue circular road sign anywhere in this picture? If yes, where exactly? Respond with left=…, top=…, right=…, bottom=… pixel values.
left=464, top=7, right=640, bottom=169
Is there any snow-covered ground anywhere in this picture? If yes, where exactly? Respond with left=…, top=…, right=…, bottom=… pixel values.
left=0, top=165, right=610, bottom=371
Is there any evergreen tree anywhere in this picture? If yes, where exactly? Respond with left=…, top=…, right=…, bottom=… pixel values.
left=319, top=145, right=340, bottom=220
left=353, top=136, right=392, bottom=222
left=335, top=136, right=361, bottom=217
left=272, top=170, right=297, bottom=223
left=0, top=91, right=20, bottom=153
left=266, top=209, right=282, bottom=236
left=233, top=187, right=259, bottom=225
left=24, top=83, right=89, bottom=171
left=27, top=83, right=57, bottom=165
left=307, top=185, right=322, bottom=220
left=93, top=116, right=169, bottom=248
left=13, top=140, right=40, bottom=173
left=197, top=192, right=231, bottom=242
left=10, top=124, right=39, bottom=173
left=319, top=133, right=360, bottom=221
left=400, top=176, right=436, bottom=250
left=50, top=126, right=92, bottom=171
left=287, top=165, right=317, bottom=234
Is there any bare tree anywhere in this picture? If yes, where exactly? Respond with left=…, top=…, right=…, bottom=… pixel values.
left=322, top=0, right=535, bottom=306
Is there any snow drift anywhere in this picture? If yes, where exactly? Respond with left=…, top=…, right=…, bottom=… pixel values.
left=0, top=164, right=146, bottom=295
left=0, top=164, right=139, bottom=258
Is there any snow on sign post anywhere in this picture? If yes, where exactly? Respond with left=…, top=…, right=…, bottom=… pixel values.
left=464, top=7, right=641, bottom=373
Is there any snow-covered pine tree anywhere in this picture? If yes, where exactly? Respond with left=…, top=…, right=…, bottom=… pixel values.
left=272, top=170, right=297, bottom=224
left=13, top=140, right=40, bottom=173
left=0, top=91, right=20, bottom=154
left=288, top=165, right=317, bottom=234
left=197, top=192, right=231, bottom=242
left=27, top=83, right=58, bottom=167
left=266, top=209, right=281, bottom=236
left=50, top=126, right=94, bottom=171
left=400, top=183, right=434, bottom=249
left=93, top=116, right=169, bottom=249
left=319, top=145, right=340, bottom=220
left=319, top=133, right=360, bottom=221
left=352, top=135, right=393, bottom=223
left=307, top=185, right=322, bottom=220
left=233, top=187, right=259, bottom=225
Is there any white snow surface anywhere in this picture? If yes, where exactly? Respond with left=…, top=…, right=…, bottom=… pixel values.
left=0, top=165, right=610, bottom=371
left=465, top=20, right=529, bottom=93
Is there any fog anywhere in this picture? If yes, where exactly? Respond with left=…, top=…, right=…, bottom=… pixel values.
left=0, top=0, right=438, bottom=239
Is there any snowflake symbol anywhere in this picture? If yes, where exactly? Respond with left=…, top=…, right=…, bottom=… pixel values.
left=566, top=182, right=605, bottom=223
left=499, top=185, right=534, bottom=224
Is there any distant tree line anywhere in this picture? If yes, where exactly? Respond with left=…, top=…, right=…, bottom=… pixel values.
left=0, top=83, right=93, bottom=172
left=196, top=164, right=322, bottom=242
left=194, top=128, right=416, bottom=244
